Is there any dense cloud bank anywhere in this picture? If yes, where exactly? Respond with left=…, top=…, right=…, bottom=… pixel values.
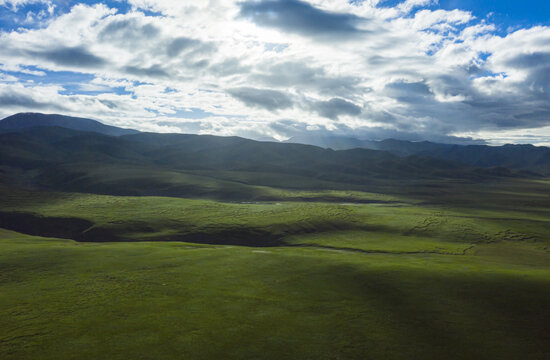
left=1, top=0, right=550, bottom=144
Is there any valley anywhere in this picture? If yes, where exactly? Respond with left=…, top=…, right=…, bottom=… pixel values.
left=1, top=114, right=549, bottom=359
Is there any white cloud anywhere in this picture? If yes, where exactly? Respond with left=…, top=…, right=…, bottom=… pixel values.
left=398, top=0, right=437, bottom=15
left=0, top=0, right=48, bottom=11
left=0, top=0, right=549, bottom=144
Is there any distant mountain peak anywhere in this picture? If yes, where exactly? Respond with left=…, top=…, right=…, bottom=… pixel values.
left=0, top=113, right=139, bottom=137
left=284, top=133, right=550, bottom=174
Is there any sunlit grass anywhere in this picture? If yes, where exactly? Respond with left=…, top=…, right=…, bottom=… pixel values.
left=1, top=179, right=549, bottom=359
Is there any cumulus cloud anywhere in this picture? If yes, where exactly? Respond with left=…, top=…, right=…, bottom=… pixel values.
left=165, top=37, right=202, bottom=57
left=310, top=98, right=362, bottom=120
left=0, top=0, right=50, bottom=11
left=228, top=87, right=294, bottom=110
left=27, top=46, right=108, bottom=68
left=0, top=92, right=59, bottom=110
left=238, top=0, right=367, bottom=38
left=98, top=17, right=160, bottom=46
left=0, top=1, right=549, bottom=144
left=123, top=65, right=170, bottom=78
left=269, top=118, right=486, bottom=145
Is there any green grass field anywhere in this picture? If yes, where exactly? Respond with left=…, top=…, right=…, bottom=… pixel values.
left=1, top=179, right=550, bottom=359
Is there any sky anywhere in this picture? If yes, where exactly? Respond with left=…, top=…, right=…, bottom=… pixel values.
left=0, top=0, right=549, bottom=145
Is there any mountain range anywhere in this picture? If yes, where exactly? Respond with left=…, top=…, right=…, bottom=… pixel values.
left=286, top=135, right=550, bottom=174
left=0, top=112, right=546, bottom=201
left=0, top=113, right=139, bottom=136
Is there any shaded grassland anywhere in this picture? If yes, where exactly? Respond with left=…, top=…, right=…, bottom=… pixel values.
left=1, top=230, right=549, bottom=360
left=1, top=179, right=550, bottom=359
left=1, top=180, right=549, bottom=248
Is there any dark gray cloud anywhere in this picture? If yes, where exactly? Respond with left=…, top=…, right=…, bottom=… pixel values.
left=269, top=119, right=486, bottom=145
left=228, top=87, right=294, bottom=110
left=239, top=0, right=366, bottom=38
left=186, top=59, right=210, bottom=69
left=2, top=1, right=550, bottom=145
left=384, top=80, right=433, bottom=103
left=430, top=73, right=473, bottom=99
left=520, top=65, right=550, bottom=102
left=165, top=36, right=215, bottom=59
left=99, top=99, right=118, bottom=109
left=513, top=109, right=550, bottom=122
left=99, top=18, right=160, bottom=44
left=28, top=46, right=107, bottom=68
left=505, top=52, right=550, bottom=69
left=0, top=92, right=65, bottom=111
left=254, top=61, right=317, bottom=85
left=164, top=37, right=216, bottom=74
left=310, top=98, right=361, bottom=119
left=375, top=66, right=550, bottom=134
left=166, top=37, right=201, bottom=57
left=209, top=58, right=251, bottom=77
left=98, top=18, right=216, bottom=69
left=252, top=61, right=361, bottom=96
left=123, top=64, right=170, bottom=78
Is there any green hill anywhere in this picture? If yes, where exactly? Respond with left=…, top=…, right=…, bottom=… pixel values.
left=0, top=114, right=550, bottom=360
left=288, top=135, right=550, bottom=174
left=0, top=125, right=519, bottom=200
left=0, top=113, right=139, bottom=136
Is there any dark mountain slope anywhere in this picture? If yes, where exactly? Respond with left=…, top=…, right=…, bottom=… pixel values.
left=287, top=136, right=550, bottom=174
left=3, top=113, right=548, bottom=174
left=420, top=143, right=550, bottom=171
left=0, top=127, right=151, bottom=168
left=123, top=131, right=474, bottom=180
left=0, top=126, right=511, bottom=199
left=0, top=113, right=139, bottom=136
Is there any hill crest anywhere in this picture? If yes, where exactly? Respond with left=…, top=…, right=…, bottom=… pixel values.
left=0, top=113, right=139, bottom=137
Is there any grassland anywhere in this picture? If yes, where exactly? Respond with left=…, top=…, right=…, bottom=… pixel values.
left=1, top=178, right=550, bottom=359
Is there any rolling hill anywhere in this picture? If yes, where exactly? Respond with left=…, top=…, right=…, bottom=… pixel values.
left=286, top=135, right=550, bottom=174
left=1, top=113, right=550, bottom=360
left=0, top=113, right=139, bottom=136
left=0, top=124, right=517, bottom=200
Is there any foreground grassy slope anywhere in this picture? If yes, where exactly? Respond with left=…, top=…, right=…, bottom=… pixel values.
left=1, top=126, right=526, bottom=202
left=1, top=179, right=549, bottom=359
left=2, top=118, right=549, bottom=359
left=0, top=229, right=549, bottom=360
left=1, top=181, right=548, bottom=249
